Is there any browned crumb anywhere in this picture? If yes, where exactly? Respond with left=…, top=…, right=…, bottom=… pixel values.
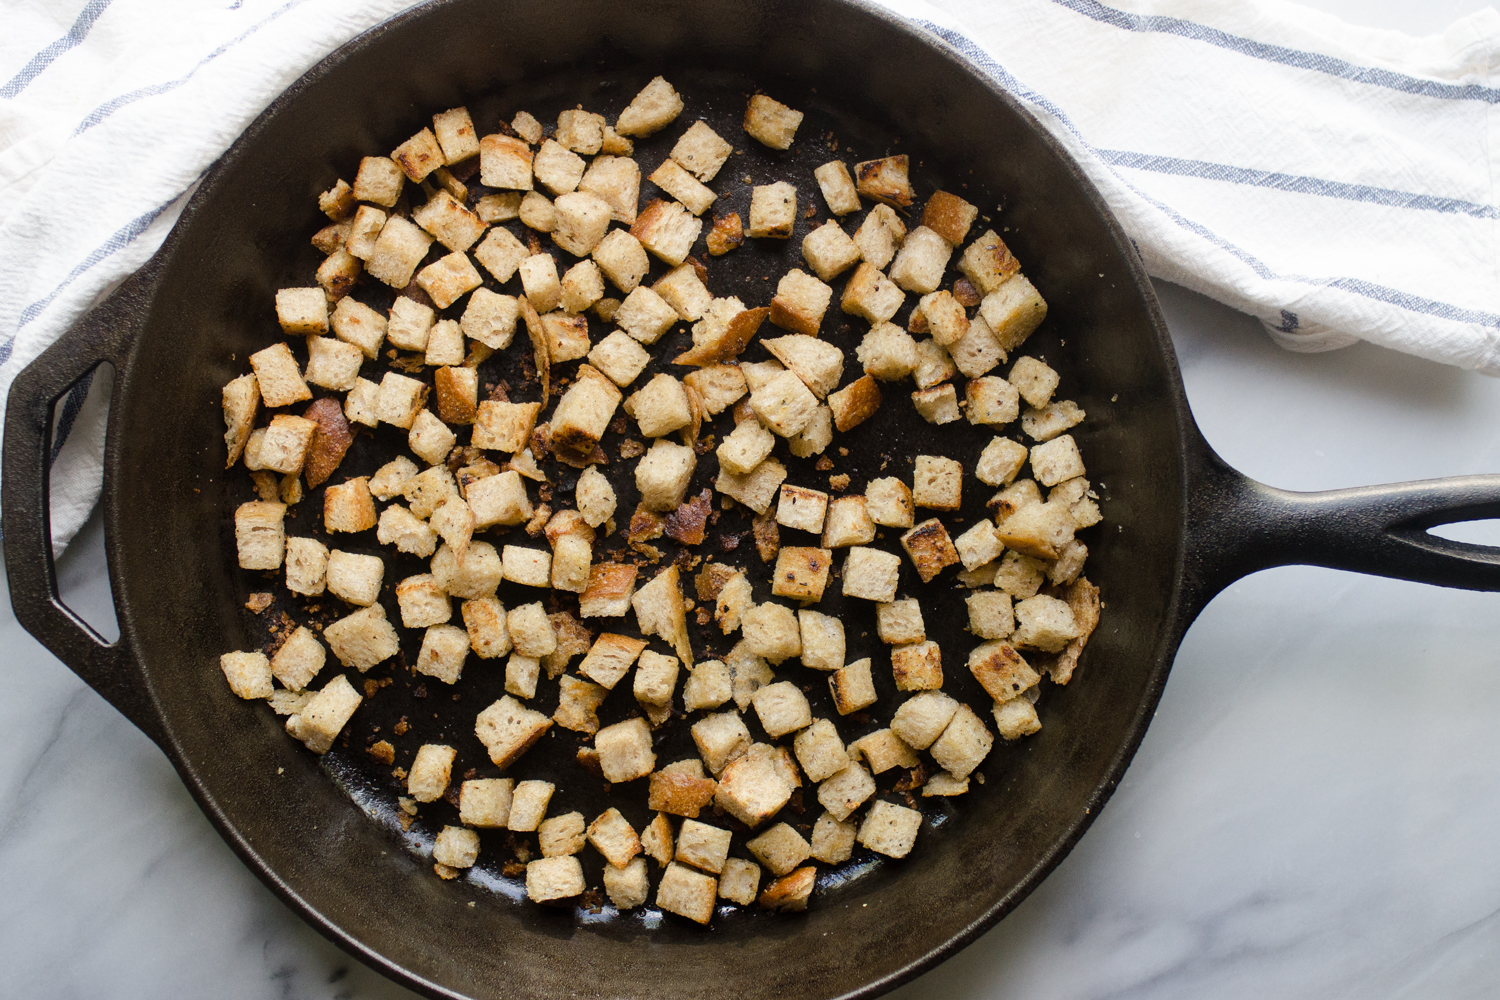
left=619, top=438, right=645, bottom=459
left=525, top=229, right=543, bottom=254
left=367, top=740, right=395, bottom=764
left=486, top=381, right=510, bottom=402
left=815, top=456, right=834, bottom=472
left=245, top=593, right=273, bottom=613
left=752, top=511, right=780, bottom=563
left=391, top=354, right=426, bottom=374
left=664, top=489, right=713, bottom=546
left=526, top=503, right=552, bottom=536
left=628, top=505, right=666, bottom=545
left=829, top=474, right=851, bottom=491
left=706, top=212, right=744, bottom=255
left=952, top=277, right=982, bottom=307
left=694, top=433, right=716, bottom=456
left=695, top=562, right=739, bottom=601
left=394, top=716, right=411, bottom=736
left=502, top=861, right=527, bottom=877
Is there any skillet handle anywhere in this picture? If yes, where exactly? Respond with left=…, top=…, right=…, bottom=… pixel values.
left=1184, top=434, right=1500, bottom=610
left=2, top=261, right=166, bottom=748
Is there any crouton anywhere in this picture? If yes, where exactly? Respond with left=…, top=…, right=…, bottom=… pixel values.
left=748, top=181, right=797, bottom=239
left=415, top=624, right=470, bottom=684
left=1008, top=356, right=1059, bottom=410
left=707, top=857, right=759, bottom=906
left=612, top=287, right=678, bottom=347
left=980, top=274, right=1048, bottom=354
left=795, top=610, right=844, bottom=672
left=716, top=742, right=796, bottom=827
left=248, top=342, right=310, bottom=409
left=503, top=779, right=554, bottom=833
left=656, top=862, right=717, bottom=924
left=547, top=191, right=611, bottom=259
left=343, top=377, right=380, bottom=429
left=432, top=826, right=480, bottom=873
left=959, top=229, right=1021, bottom=294
left=315, top=246, right=361, bottom=301
left=912, top=384, right=960, bottom=425
left=412, top=189, right=485, bottom=254
left=346, top=205, right=387, bottom=261
left=752, top=681, right=813, bottom=739
left=869, top=598, right=922, bottom=646
left=840, top=261, right=905, bottom=324
left=573, top=465, right=617, bottom=528
left=1030, top=434, right=1086, bottom=488
left=631, top=438, right=695, bottom=513
left=930, top=704, right=993, bottom=779
left=829, top=658, right=876, bottom=715
left=824, top=374, right=880, bottom=434
left=954, top=519, right=1004, bottom=572
left=497, top=545, right=549, bottom=589
left=974, top=436, right=1029, bottom=489
left=668, top=120, right=732, bottom=182
left=964, top=376, right=1019, bottom=428
left=716, top=418, right=775, bottom=476
left=461, top=596, right=512, bottom=659
left=222, top=374, right=260, bottom=469
left=787, top=405, right=833, bottom=459
left=854, top=153, right=912, bottom=206
left=650, top=157, right=716, bottom=216
left=850, top=729, right=919, bottom=773
left=323, top=604, right=399, bottom=671
left=841, top=546, right=901, bottom=603
left=591, top=229, right=651, bottom=294
left=584, top=807, right=642, bottom=869
left=793, top=718, right=849, bottom=783
left=365, top=216, right=435, bottom=290
left=965, top=591, right=1014, bottom=640
left=219, top=650, right=272, bottom=700
left=890, top=690, right=960, bottom=749
left=554, top=108, right=605, bottom=155
left=514, top=253, right=560, bottom=313
left=740, top=602, right=801, bottom=664
left=603, top=857, right=650, bottom=910
left=916, top=189, right=976, bottom=245
left=572, top=158, right=640, bottom=231
left=483, top=134, right=538, bottom=193
left=770, top=546, right=832, bottom=602
left=631, top=198, right=702, bottom=266
left=580, top=562, right=638, bottom=618
left=891, top=640, right=942, bottom=691
left=1022, top=400, right=1087, bottom=442
left=282, top=537, right=328, bottom=598
left=391, top=127, right=443, bottom=182
left=813, top=160, right=860, bottom=215
left=403, top=410, right=453, bottom=467
left=776, top=484, right=829, bottom=534
left=850, top=206, right=905, bottom=273
left=692, top=711, right=753, bottom=776
left=747, top=823, right=812, bottom=878
left=408, top=743, right=456, bottom=803
left=673, top=819, right=732, bottom=874
left=913, top=337, right=957, bottom=390
left=715, top=455, right=787, bottom=515
left=758, top=866, right=815, bottom=912
left=900, top=519, right=959, bottom=583
left=968, top=641, right=1040, bottom=702
left=285, top=674, right=363, bottom=754
left=550, top=367, right=622, bottom=459
left=431, top=540, right=503, bottom=599
left=549, top=533, right=592, bottom=594
left=911, top=454, right=963, bottom=511
left=254, top=414, right=317, bottom=476
left=475, top=695, right=552, bottom=768
left=858, top=800, right=922, bottom=858
left=458, top=778, right=513, bottom=828
left=679, top=659, right=730, bottom=713
left=353, top=155, right=405, bottom=206
left=526, top=856, right=584, bottom=903
left=652, top=263, right=712, bottom=322
left=275, top=287, right=328, bottom=337
left=994, top=697, right=1042, bottom=740
left=706, top=211, right=743, bottom=255
left=768, top=270, right=834, bottom=337
left=889, top=226, right=952, bottom=294
left=809, top=813, right=856, bottom=865
left=743, top=94, right=803, bottom=149
left=634, top=649, right=681, bottom=708
left=395, top=573, right=451, bottom=629
left=674, top=304, right=770, bottom=367
left=632, top=563, right=693, bottom=664
left=593, top=717, right=656, bottom=784
left=538, top=811, right=588, bottom=858
left=559, top=259, right=605, bottom=316
left=714, top=572, right=754, bottom=634
left=1011, top=594, right=1081, bottom=652
left=818, top=761, right=876, bottom=821
left=919, top=290, right=969, bottom=348
left=401, top=465, right=457, bottom=521
left=318, top=178, right=356, bottom=221
left=616, top=76, right=683, bottom=136
left=746, top=370, right=817, bottom=438
left=850, top=325, right=916, bottom=384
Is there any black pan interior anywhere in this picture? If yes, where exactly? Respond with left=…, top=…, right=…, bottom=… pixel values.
left=105, top=0, right=1189, bottom=996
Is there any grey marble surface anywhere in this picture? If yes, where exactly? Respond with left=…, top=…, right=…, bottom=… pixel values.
left=5, top=2, right=1499, bottom=997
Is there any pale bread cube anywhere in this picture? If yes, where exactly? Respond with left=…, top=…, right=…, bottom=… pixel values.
left=255, top=414, right=316, bottom=475
left=994, top=549, right=1047, bottom=599
left=366, top=216, right=434, bottom=289
left=285, top=674, right=362, bottom=754
left=323, top=477, right=377, bottom=533
left=539, top=811, right=587, bottom=857
left=840, top=261, right=904, bottom=324
left=913, top=455, right=963, bottom=510
left=718, top=858, right=762, bottom=905
left=954, top=519, right=1004, bottom=571
left=331, top=297, right=387, bottom=359
left=683, top=659, right=732, bottom=712
left=748, top=181, right=796, bottom=239
left=499, top=545, right=550, bottom=589
left=921, top=190, right=979, bottom=246
left=635, top=439, right=697, bottom=511
left=221, top=373, right=260, bottom=468
left=592, top=229, right=651, bottom=292
left=504, top=601, right=556, bottom=657
left=455, top=290, right=515, bottom=352
left=850, top=729, right=918, bottom=773
left=343, top=377, right=380, bottom=428
left=891, top=640, right=942, bottom=691
left=801, top=220, right=862, bottom=281
left=652, top=263, right=712, bottom=321
left=677, top=819, right=733, bottom=874
left=560, top=259, right=605, bottom=314
left=794, top=718, right=849, bottom=783
left=553, top=675, right=608, bottom=734
left=578, top=633, right=647, bottom=690
left=476, top=695, right=552, bottom=768
left=1049, top=539, right=1089, bottom=586
left=473, top=226, right=529, bottom=283
left=787, top=405, right=833, bottom=459
left=579, top=155, right=641, bottom=225
left=797, top=610, right=845, bottom=671
left=930, top=704, right=993, bottom=779
left=275, top=287, right=327, bottom=336
left=526, top=856, right=584, bottom=902
left=994, top=698, right=1042, bottom=740
left=753, top=681, right=812, bottom=738
left=829, top=658, right=876, bottom=715
left=553, top=190, right=613, bottom=256
left=750, top=369, right=819, bottom=437
left=650, top=157, right=716, bottom=216
left=412, top=190, right=485, bottom=253
left=391, top=127, right=443, bottom=181
left=587, top=807, right=642, bottom=868
left=979, top=274, right=1048, bottom=353
left=743, top=94, right=803, bottom=149
left=284, top=536, right=328, bottom=596
left=747, top=823, right=812, bottom=876
left=576, top=466, right=618, bottom=528
left=715, top=448, right=787, bottom=513
left=770, top=546, right=832, bottom=602
left=854, top=155, right=913, bottom=207
left=472, top=400, right=541, bottom=455
left=415, top=624, right=470, bottom=684
left=865, top=477, right=914, bottom=529
left=508, top=779, right=555, bottom=832
left=433, top=825, right=480, bottom=870
left=716, top=419, right=775, bottom=476
left=220, top=650, right=272, bottom=700
left=769, top=271, right=834, bottom=337
left=511, top=111, right=543, bottom=143
left=462, top=596, right=512, bottom=659
left=396, top=573, right=451, bottom=628
left=596, top=717, right=656, bottom=783
left=1022, top=400, right=1086, bottom=442
left=550, top=368, right=621, bottom=457
left=615, top=76, right=684, bottom=137
left=889, top=226, right=952, bottom=294
left=874, top=598, right=924, bottom=645
left=459, top=778, right=513, bottom=828
left=813, top=160, right=860, bottom=215
left=727, top=643, right=774, bottom=711
left=858, top=800, right=922, bottom=858
left=841, top=546, right=900, bottom=603
left=408, top=743, right=456, bottom=802
left=967, top=591, right=1015, bottom=639
left=777, top=484, right=829, bottom=534
left=531, top=138, right=585, bottom=196
left=580, top=562, right=638, bottom=618
left=949, top=313, right=1005, bottom=378
left=431, top=540, right=503, bottom=599
left=891, top=691, right=960, bottom=749
left=407, top=409, right=456, bottom=466
left=631, top=199, right=702, bottom=266
left=248, top=342, right=310, bottom=408
left=634, top=649, right=681, bottom=707
left=657, top=862, right=717, bottom=925
left=1009, top=356, right=1059, bottom=408
left=386, top=296, right=434, bottom=351
left=1012, top=594, right=1081, bottom=652
left=959, top=229, right=1021, bottom=294
left=1030, top=434, right=1086, bottom=487
left=817, top=761, right=875, bottom=821
left=345, top=205, right=387, bottom=260
left=671, top=120, right=732, bottom=181
left=977, top=437, right=1029, bottom=487
left=550, top=533, right=593, bottom=593
left=923, top=772, right=970, bottom=797
left=811, top=812, right=857, bottom=864
left=616, top=286, right=680, bottom=345
left=352, top=156, right=404, bottom=206
left=323, top=604, right=399, bottom=671
left=402, top=464, right=458, bottom=518
left=555, top=108, right=605, bottom=154
left=601, top=124, right=632, bottom=154
left=605, top=857, right=651, bottom=909
left=900, top=518, right=959, bottom=583
left=919, top=290, right=969, bottom=346
left=741, top=602, right=801, bottom=664
left=303, top=337, right=362, bottom=392
left=764, top=334, right=845, bottom=399
left=715, top=743, right=795, bottom=827
left=852, top=203, right=906, bottom=269
left=518, top=253, right=561, bottom=312
left=373, top=372, right=426, bottom=431
left=912, top=384, right=960, bottom=425
left=967, top=376, right=1020, bottom=427
left=691, top=711, right=752, bottom=776
left=913, top=337, right=958, bottom=389
left=326, top=549, right=382, bottom=607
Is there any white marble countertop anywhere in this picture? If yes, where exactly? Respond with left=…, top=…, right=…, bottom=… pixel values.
left=4, top=1, right=1499, bottom=997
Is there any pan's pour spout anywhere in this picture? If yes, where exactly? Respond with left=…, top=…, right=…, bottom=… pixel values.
left=1181, top=428, right=1500, bottom=615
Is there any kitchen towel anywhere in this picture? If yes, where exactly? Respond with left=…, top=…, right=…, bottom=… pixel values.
left=1, top=0, right=1497, bottom=553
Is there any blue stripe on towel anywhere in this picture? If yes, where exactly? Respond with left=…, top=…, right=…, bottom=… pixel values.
left=1052, top=0, right=1500, bottom=104
left=0, top=0, right=115, bottom=99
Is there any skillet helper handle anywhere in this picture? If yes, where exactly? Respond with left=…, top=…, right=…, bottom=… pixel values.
left=2, top=263, right=165, bottom=748
left=1185, top=443, right=1500, bottom=607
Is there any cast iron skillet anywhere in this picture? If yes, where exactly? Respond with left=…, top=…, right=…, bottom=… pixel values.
left=8, top=0, right=1500, bottom=998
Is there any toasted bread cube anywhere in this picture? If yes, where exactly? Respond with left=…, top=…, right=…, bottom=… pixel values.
left=547, top=533, right=590, bottom=594
left=323, top=604, right=399, bottom=671
left=709, top=857, right=759, bottom=906
left=479, top=132, right=534, bottom=190
left=501, top=652, right=538, bottom=699
left=921, top=189, right=978, bottom=245
left=505, top=779, right=555, bottom=832
left=840, top=262, right=905, bottom=324
left=458, top=777, right=513, bottom=828
left=678, top=659, right=729, bottom=713
left=501, top=601, right=554, bottom=658
left=407, top=743, right=456, bottom=803
left=635, top=438, right=697, bottom=512
left=1008, top=355, right=1060, bottom=409
left=254, top=414, right=316, bottom=475
left=875, top=598, right=925, bottom=645
left=923, top=771, right=970, bottom=797
left=515, top=253, right=559, bottom=313
left=1023, top=400, right=1087, bottom=443
left=644, top=268, right=709, bottom=327
left=980, top=274, right=1048, bottom=353
left=861, top=477, right=911, bottom=529
left=398, top=465, right=454, bottom=520
left=595, top=717, right=656, bottom=783
left=930, top=704, right=993, bottom=779
left=655, top=862, right=716, bottom=925
left=743, top=94, right=803, bottom=149
left=829, top=657, right=876, bottom=715
left=469, top=402, right=538, bottom=458
left=366, top=216, right=434, bottom=289
left=412, top=189, right=485, bottom=254
left=857, top=799, right=921, bottom=858
left=852, top=203, right=906, bottom=270
left=913, top=455, right=963, bottom=510
left=405, top=410, right=454, bottom=467
left=540, top=310, right=590, bottom=363
left=675, top=819, right=733, bottom=874
left=612, top=288, right=677, bottom=348
left=553, top=190, right=613, bottom=257
left=966, top=376, right=1020, bottom=427
left=429, top=366, right=477, bottom=427
left=705, top=211, right=743, bottom=255
left=663, top=120, right=731, bottom=182
left=331, top=297, right=387, bottom=359
left=769, top=268, right=834, bottom=334
left=467, top=232, right=525, bottom=289
left=283, top=536, right=328, bottom=597
left=495, top=545, right=547, bottom=590
left=913, top=338, right=957, bottom=390
left=752, top=681, right=812, bottom=739
left=547, top=107, right=603, bottom=155
left=649, top=157, right=716, bottom=216
left=345, top=205, right=387, bottom=260
left=462, top=596, right=512, bottom=659
left=591, top=229, right=651, bottom=293
left=221, top=373, right=260, bottom=468
left=692, top=711, right=752, bottom=777
left=727, top=643, right=775, bottom=711
left=991, top=544, right=1043, bottom=598
left=415, top=624, right=470, bottom=684
left=583, top=808, right=641, bottom=869
left=747, top=823, right=812, bottom=877
left=966, top=591, right=1015, bottom=640
left=578, top=154, right=641, bottom=225
left=580, top=562, right=637, bottom=618
left=792, top=610, right=844, bottom=672
left=383, top=296, right=433, bottom=353
left=995, top=697, right=1042, bottom=740
left=740, top=602, right=801, bottom=664
left=371, top=373, right=425, bottom=433
left=550, top=369, right=622, bottom=458
left=275, top=287, right=327, bottom=336
left=776, top=484, right=829, bottom=534
left=615, top=75, right=683, bottom=136
left=900, top=519, right=959, bottom=583
left=770, top=546, right=832, bottom=602
left=854, top=154, right=912, bottom=207
left=431, top=540, right=503, bottom=599
left=715, top=456, right=788, bottom=516
left=559, top=259, right=605, bottom=315
left=786, top=405, right=832, bottom=460
left=526, top=856, right=584, bottom=902
left=850, top=728, right=919, bottom=774
left=395, top=573, right=451, bottom=629
left=535, top=815, right=585, bottom=861
left=353, top=155, right=404, bottom=206
left=959, top=229, right=1021, bottom=294
left=912, top=384, right=960, bottom=425
left=318, top=178, right=356, bottom=221
left=919, top=290, right=969, bottom=347
left=794, top=718, right=849, bottom=783
left=428, top=105, right=478, bottom=163
left=811, top=812, right=857, bottom=864
left=579, top=334, right=647, bottom=392
left=889, top=226, right=952, bottom=294
left=800, top=221, right=861, bottom=284
left=813, top=160, right=860, bottom=215
left=976, top=436, right=1029, bottom=487
left=748, top=181, right=797, bottom=239
left=377, top=505, right=437, bottom=560
left=817, top=761, right=875, bottom=822
left=219, top=650, right=272, bottom=700
left=522, top=190, right=557, bottom=230
left=756, top=866, right=814, bottom=912
left=634, top=649, right=681, bottom=708
left=391, top=127, right=443, bottom=182
left=890, top=690, right=960, bottom=750
left=750, top=369, right=820, bottom=438
left=1030, top=434, right=1086, bottom=487
left=631, top=199, right=702, bottom=266
left=416, top=254, right=483, bottom=315
left=577, top=633, right=647, bottom=691
left=716, top=419, right=774, bottom=476
left=301, top=337, right=362, bottom=393
left=343, top=377, right=380, bottom=428
left=716, top=742, right=795, bottom=827
left=634, top=564, right=693, bottom=666
left=891, top=640, right=942, bottom=691
left=432, top=826, right=480, bottom=871
left=285, top=674, right=363, bottom=754
left=954, top=519, right=1004, bottom=572
left=765, top=332, right=847, bottom=397
left=815, top=496, right=871, bottom=549
left=248, top=342, right=310, bottom=409
left=475, top=695, right=553, bottom=769
left=322, top=476, right=377, bottom=534
left=1012, top=594, right=1081, bottom=652
left=842, top=546, right=901, bottom=603
left=549, top=675, right=606, bottom=734
left=603, top=857, right=650, bottom=909
left=947, top=313, right=1005, bottom=378
left=509, top=111, right=543, bottom=144
left=1049, top=538, right=1089, bottom=587
left=568, top=467, right=616, bottom=530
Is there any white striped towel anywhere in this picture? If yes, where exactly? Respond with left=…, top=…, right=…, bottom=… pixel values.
left=1, top=0, right=1497, bottom=554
